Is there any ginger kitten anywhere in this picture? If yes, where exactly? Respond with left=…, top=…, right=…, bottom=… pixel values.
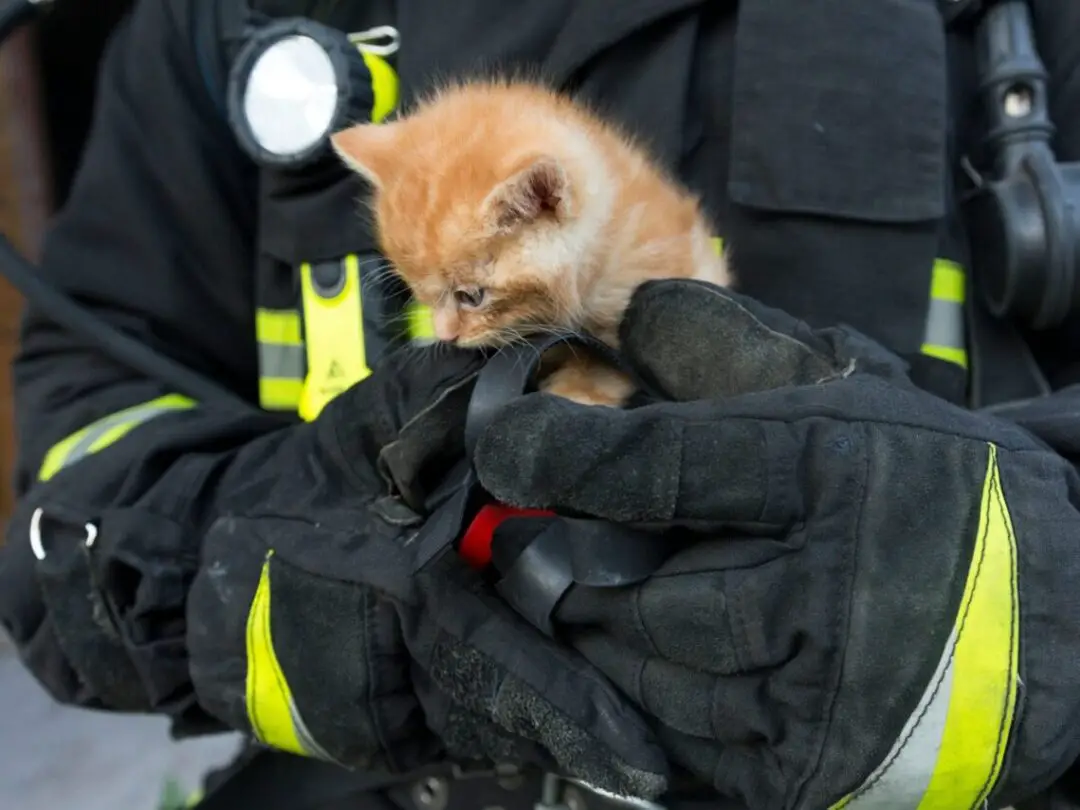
left=330, top=79, right=731, bottom=406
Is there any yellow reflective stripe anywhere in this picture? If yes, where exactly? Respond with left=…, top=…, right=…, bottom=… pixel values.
left=255, top=308, right=305, bottom=412
left=921, top=258, right=968, bottom=370
left=920, top=343, right=968, bottom=368
left=831, top=442, right=1019, bottom=810
left=245, top=552, right=331, bottom=760
left=259, top=378, right=305, bottom=411
left=920, top=443, right=1019, bottom=806
left=406, top=301, right=435, bottom=342
left=929, top=259, right=965, bottom=304
left=253, top=49, right=396, bottom=417
left=711, top=236, right=724, bottom=256
left=256, top=308, right=303, bottom=346
left=298, top=255, right=371, bottom=422
left=360, top=50, right=399, bottom=124
left=38, top=394, right=196, bottom=481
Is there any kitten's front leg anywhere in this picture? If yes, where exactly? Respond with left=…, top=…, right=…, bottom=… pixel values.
left=539, top=353, right=636, bottom=408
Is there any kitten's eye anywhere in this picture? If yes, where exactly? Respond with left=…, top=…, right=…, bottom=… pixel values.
left=453, top=286, right=486, bottom=309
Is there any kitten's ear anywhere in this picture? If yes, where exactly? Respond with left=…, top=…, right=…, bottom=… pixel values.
left=329, top=122, right=402, bottom=189
left=482, top=155, right=571, bottom=233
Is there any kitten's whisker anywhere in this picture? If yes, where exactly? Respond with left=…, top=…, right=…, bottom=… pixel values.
left=356, top=256, right=389, bottom=268
left=492, top=327, right=537, bottom=376
left=510, top=328, right=546, bottom=369
left=528, top=323, right=586, bottom=362
left=365, top=265, right=401, bottom=285
left=383, top=285, right=413, bottom=301
left=358, top=263, right=395, bottom=280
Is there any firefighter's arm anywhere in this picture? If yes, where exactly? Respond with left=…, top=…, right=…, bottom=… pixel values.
left=0, top=0, right=294, bottom=728
left=11, top=0, right=261, bottom=482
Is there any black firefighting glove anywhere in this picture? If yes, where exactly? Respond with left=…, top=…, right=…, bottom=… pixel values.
left=186, top=344, right=668, bottom=799
left=471, top=280, right=1080, bottom=810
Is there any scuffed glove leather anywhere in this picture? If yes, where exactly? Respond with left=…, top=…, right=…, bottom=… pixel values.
left=187, top=344, right=668, bottom=799
left=471, top=280, right=1080, bottom=810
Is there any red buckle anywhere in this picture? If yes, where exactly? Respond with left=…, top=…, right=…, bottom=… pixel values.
left=458, top=504, right=555, bottom=568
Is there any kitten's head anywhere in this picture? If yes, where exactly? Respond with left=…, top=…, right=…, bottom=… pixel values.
left=330, top=82, right=613, bottom=347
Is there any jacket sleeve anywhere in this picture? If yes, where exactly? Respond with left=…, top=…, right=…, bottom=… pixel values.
left=13, top=0, right=261, bottom=479
left=0, top=0, right=367, bottom=735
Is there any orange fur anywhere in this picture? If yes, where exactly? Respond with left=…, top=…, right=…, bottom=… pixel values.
left=330, top=79, right=731, bottom=406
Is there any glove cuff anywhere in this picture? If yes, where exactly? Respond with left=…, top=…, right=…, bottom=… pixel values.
left=188, top=512, right=434, bottom=772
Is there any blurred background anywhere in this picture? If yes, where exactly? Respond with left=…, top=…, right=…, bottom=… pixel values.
left=0, top=2, right=241, bottom=807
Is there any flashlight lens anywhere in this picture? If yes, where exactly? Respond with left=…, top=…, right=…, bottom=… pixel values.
left=243, top=35, right=339, bottom=157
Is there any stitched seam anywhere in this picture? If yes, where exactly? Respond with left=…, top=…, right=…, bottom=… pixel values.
left=795, top=422, right=871, bottom=804
left=669, top=415, right=686, bottom=521
left=632, top=584, right=662, bottom=658
left=844, top=465, right=992, bottom=804
left=725, top=570, right=748, bottom=674
left=672, top=411, right=1038, bottom=455
left=364, top=588, right=395, bottom=769
left=261, top=557, right=312, bottom=756
left=975, top=460, right=1018, bottom=808
left=245, top=585, right=264, bottom=740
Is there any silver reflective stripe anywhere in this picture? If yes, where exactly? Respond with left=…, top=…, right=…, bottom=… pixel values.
left=258, top=342, right=306, bottom=380
left=921, top=259, right=968, bottom=369
left=38, top=394, right=196, bottom=481
left=255, top=308, right=306, bottom=411
left=923, top=296, right=965, bottom=352
left=288, top=695, right=335, bottom=763
left=839, top=626, right=957, bottom=809
left=62, top=401, right=185, bottom=469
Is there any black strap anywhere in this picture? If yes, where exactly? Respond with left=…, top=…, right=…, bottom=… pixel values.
left=938, top=0, right=1026, bottom=30
left=410, top=332, right=660, bottom=580
left=492, top=517, right=672, bottom=637
left=409, top=459, right=479, bottom=573
left=492, top=520, right=574, bottom=637
left=463, top=332, right=673, bottom=635
left=191, top=0, right=251, bottom=115
left=939, top=0, right=986, bottom=27
left=464, top=331, right=649, bottom=458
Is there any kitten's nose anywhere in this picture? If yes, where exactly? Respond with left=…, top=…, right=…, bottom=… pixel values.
left=433, top=309, right=460, bottom=342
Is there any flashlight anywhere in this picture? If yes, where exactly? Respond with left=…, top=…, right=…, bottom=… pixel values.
left=226, top=17, right=380, bottom=168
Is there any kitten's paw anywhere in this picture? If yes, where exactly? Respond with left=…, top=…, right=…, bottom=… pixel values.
left=540, top=364, right=635, bottom=408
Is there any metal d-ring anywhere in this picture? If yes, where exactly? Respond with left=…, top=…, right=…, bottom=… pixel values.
left=29, top=506, right=98, bottom=562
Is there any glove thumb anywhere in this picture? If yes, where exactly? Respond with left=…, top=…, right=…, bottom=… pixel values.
left=620, top=280, right=911, bottom=401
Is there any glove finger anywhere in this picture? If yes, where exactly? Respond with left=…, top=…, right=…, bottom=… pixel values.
left=474, top=393, right=802, bottom=527
left=620, top=279, right=844, bottom=401
left=655, top=724, right=775, bottom=809
left=413, top=667, right=559, bottom=770
left=570, top=632, right=773, bottom=747
left=555, top=534, right=802, bottom=675
left=409, top=561, right=670, bottom=800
